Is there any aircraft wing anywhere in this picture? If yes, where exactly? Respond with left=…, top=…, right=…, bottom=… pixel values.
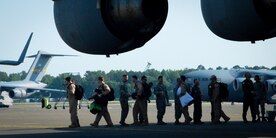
left=1, top=85, right=65, bottom=93
left=26, top=87, right=66, bottom=93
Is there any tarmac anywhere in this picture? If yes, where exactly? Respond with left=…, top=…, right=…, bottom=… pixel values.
left=0, top=101, right=276, bottom=138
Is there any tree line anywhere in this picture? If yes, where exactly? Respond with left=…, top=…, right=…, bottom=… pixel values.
left=0, top=65, right=275, bottom=100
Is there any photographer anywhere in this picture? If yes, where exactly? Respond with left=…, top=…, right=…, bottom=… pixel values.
left=90, top=76, right=113, bottom=127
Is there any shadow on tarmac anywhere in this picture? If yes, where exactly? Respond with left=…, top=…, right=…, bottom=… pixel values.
left=1, top=121, right=276, bottom=138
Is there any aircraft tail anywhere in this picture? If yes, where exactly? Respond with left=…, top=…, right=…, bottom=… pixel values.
left=24, top=51, right=76, bottom=82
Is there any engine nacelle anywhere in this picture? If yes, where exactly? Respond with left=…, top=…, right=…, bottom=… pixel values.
left=265, top=79, right=276, bottom=97
left=233, top=78, right=245, bottom=92
left=201, top=0, right=276, bottom=42
left=9, top=89, right=27, bottom=98
left=53, top=0, right=168, bottom=56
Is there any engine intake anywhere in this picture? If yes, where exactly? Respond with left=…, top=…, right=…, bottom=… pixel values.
left=201, top=0, right=276, bottom=42
left=54, top=0, right=168, bottom=55
left=233, top=78, right=245, bottom=92
left=9, top=89, right=27, bottom=98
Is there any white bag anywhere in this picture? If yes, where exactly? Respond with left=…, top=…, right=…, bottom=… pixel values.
left=177, top=87, right=194, bottom=107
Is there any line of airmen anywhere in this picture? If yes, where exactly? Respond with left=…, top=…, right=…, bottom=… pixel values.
left=65, top=72, right=267, bottom=128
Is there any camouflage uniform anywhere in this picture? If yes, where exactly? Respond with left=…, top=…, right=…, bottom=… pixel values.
left=191, top=85, right=202, bottom=123
left=154, top=83, right=169, bottom=123
left=242, top=79, right=256, bottom=122
left=67, top=83, right=79, bottom=127
left=180, top=82, right=192, bottom=123
left=208, top=82, right=230, bottom=124
left=119, top=81, right=130, bottom=124
left=93, top=83, right=113, bottom=126
left=254, top=81, right=266, bottom=121
left=173, top=84, right=183, bottom=123
left=133, top=81, right=147, bottom=125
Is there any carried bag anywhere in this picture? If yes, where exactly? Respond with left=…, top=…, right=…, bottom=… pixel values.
left=177, top=87, right=194, bottom=107
left=90, top=102, right=102, bottom=114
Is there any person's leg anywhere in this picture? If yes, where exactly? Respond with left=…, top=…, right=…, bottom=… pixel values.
left=174, top=100, right=181, bottom=124
left=243, top=99, right=250, bottom=122
left=132, top=100, right=139, bottom=124
left=102, top=106, right=113, bottom=126
left=120, top=100, right=129, bottom=124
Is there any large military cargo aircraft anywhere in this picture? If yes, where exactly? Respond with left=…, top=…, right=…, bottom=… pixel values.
left=0, top=51, right=74, bottom=107
left=51, top=0, right=276, bottom=55
left=184, top=69, right=276, bottom=103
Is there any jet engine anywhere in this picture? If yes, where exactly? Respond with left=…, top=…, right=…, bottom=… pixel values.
left=53, top=0, right=168, bottom=56
left=9, top=89, right=27, bottom=98
left=266, top=79, right=276, bottom=96
left=201, top=0, right=276, bottom=42
left=233, top=78, right=245, bottom=92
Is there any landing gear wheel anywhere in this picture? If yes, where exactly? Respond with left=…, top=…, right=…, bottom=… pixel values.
left=46, top=104, right=52, bottom=109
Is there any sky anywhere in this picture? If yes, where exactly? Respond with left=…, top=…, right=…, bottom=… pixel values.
left=0, top=0, right=275, bottom=77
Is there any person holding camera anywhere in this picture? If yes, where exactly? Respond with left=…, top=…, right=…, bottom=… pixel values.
left=90, top=76, right=113, bottom=127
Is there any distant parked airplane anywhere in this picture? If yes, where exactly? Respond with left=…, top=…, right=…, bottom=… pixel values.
left=0, top=50, right=75, bottom=107
left=0, top=33, right=33, bottom=66
left=184, top=69, right=276, bottom=103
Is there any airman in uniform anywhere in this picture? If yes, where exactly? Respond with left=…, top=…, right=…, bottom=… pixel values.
left=208, top=75, right=230, bottom=124
left=191, top=79, right=204, bottom=124
left=179, top=75, right=193, bottom=124
left=253, top=75, right=267, bottom=122
left=174, top=78, right=184, bottom=125
left=65, top=77, right=80, bottom=128
left=119, top=75, right=130, bottom=126
left=90, top=76, right=113, bottom=127
left=154, top=76, right=169, bottom=125
left=242, top=72, right=257, bottom=123
left=132, top=75, right=148, bottom=126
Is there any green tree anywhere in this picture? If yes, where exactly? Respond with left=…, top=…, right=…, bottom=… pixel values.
left=216, top=66, right=223, bottom=70
left=0, top=72, right=9, bottom=81
left=233, top=65, right=242, bottom=69
left=197, top=65, right=206, bottom=70
left=9, top=73, right=21, bottom=81
left=271, top=66, right=276, bottom=70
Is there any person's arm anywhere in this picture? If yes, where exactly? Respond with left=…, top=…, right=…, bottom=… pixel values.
left=262, top=83, right=267, bottom=100
left=180, top=84, right=186, bottom=96
left=136, top=82, right=143, bottom=96
left=68, top=84, right=76, bottom=95
left=165, top=87, right=169, bottom=103
left=102, top=84, right=111, bottom=95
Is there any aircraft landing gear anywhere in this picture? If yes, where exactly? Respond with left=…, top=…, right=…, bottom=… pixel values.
left=266, top=105, right=276, bottom=122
